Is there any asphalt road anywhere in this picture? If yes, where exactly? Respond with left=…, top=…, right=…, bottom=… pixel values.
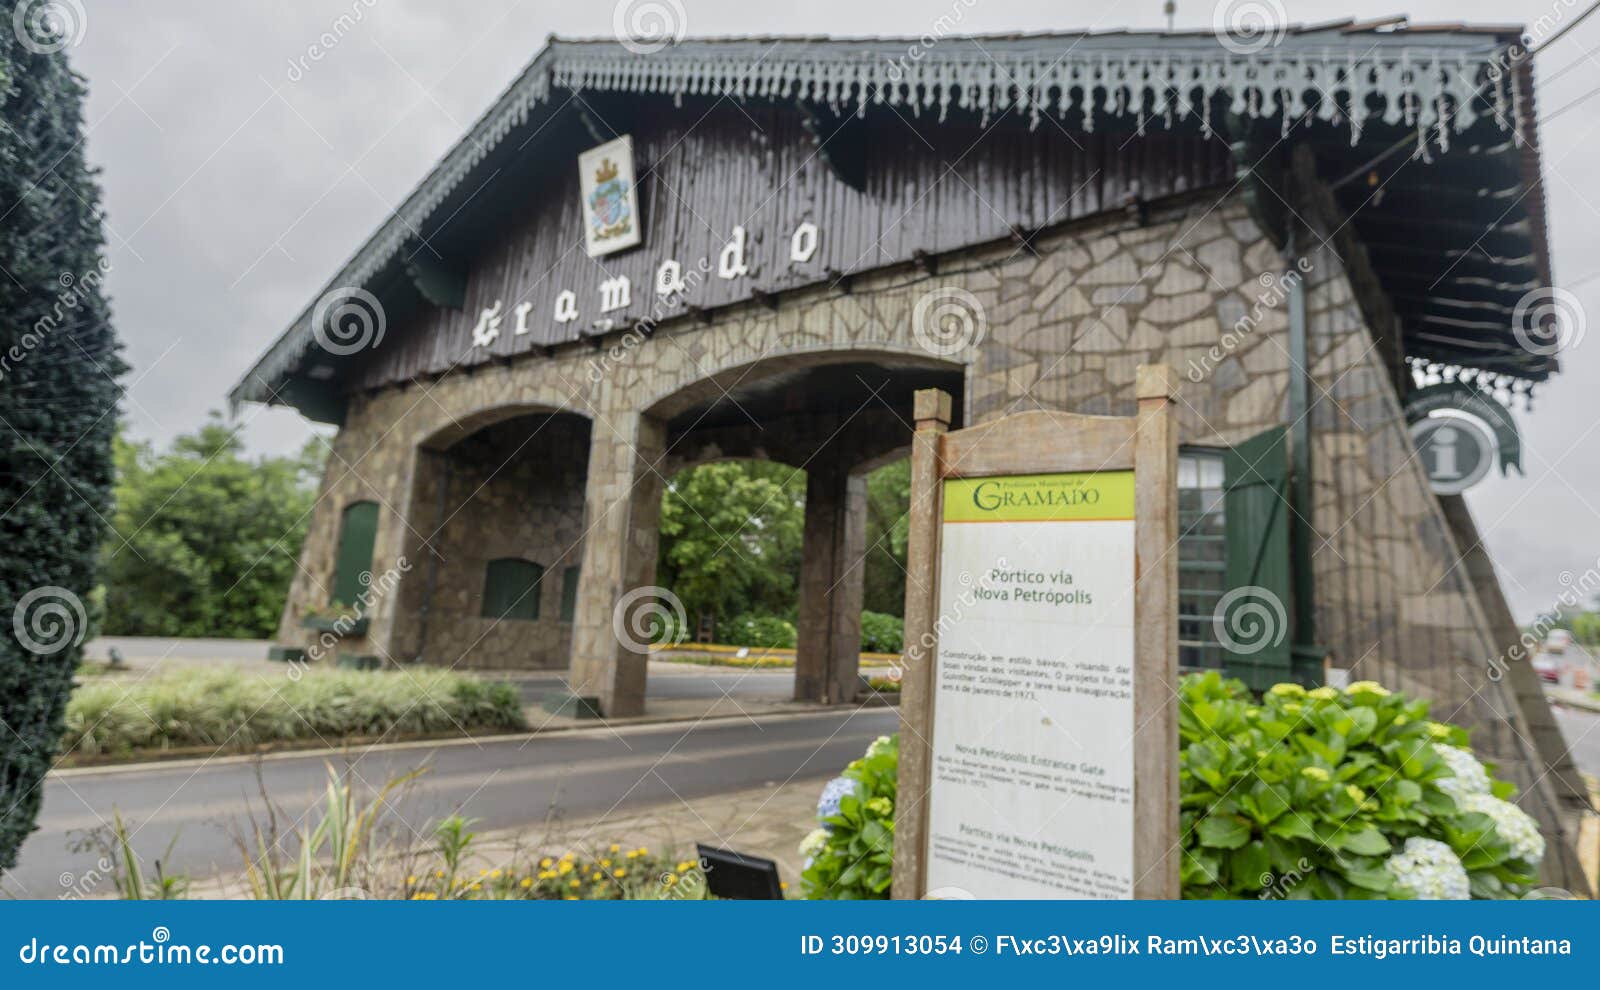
left=1550, top=703, right=1600, bottom=777
left=7, top=707, right=897, bottom=898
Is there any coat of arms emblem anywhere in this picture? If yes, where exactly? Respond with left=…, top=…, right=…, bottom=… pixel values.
left=578, top=136, right=642, bottom=257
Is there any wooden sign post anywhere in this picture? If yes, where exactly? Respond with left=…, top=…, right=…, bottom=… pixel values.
left=891, top=365, right=1179, bottom=899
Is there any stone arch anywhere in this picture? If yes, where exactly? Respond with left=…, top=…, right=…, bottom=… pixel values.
left=563, top=344, right=967, bottom=716
left=394, top=405, right=595, bottom=670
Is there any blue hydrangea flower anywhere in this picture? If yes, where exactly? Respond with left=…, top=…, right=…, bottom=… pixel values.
left=816, top=775, right=858, bottom=822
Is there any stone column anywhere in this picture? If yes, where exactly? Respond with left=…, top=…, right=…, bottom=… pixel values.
left=566, top=412, right=667, bottom=718
left=794, top=465, right=868, bottom=704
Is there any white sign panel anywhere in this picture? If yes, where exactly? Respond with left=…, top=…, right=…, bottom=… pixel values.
left=578, top=135, right=642, bottom=258
left=924, top=471, right=1137, bottom=899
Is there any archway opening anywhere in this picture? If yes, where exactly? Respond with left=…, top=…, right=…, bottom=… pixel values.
left=643, top=354, right=964, bottom=706
left=398, top=409, right=593, bottom=671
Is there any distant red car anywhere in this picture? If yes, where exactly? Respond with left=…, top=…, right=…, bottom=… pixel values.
left=1531, top=656, right=1561, bottom=684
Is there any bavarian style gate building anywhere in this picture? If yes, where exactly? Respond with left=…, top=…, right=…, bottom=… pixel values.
left=230, top=25, right=1588, bottom=886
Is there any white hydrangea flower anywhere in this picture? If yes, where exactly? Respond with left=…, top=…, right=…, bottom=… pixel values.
left=1385, top=837, right=1471, bottom=900
left=865, top=735, right=895, bottom=760
left=1434, top=744, right=1491, bottom=800
left=798, top=827, right=830, bottom=859
left=1458, top=792, right=1546, bottom=865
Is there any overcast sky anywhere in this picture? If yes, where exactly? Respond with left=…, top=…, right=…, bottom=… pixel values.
left=60, top=0, right=1600, bottom=622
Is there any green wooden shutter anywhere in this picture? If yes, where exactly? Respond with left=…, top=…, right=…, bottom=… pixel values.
left=333, top=501, right=379, bottom=607
left=1220, top=428, right=1294, bottom=691
left=560, top=565, right=580, bottom=623
left=482, top=559, right=543, bottom=620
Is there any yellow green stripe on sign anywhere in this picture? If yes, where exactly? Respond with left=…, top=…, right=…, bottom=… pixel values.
left=943, top=471, right=1135, bottom=522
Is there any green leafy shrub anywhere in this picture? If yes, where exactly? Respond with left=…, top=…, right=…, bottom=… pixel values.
left=63, top=667, right=526, bottom=758
left=800, top=735, right=897, bottom=899
left=0, top=22, right=125, bottom=873
left=859, top=611, right=904, bottom=653
left=1179, top=672, right=1539, bottom=899
left=718, top=614, right=798, bottom=649
left=801, top=675, right=1544, bottom=900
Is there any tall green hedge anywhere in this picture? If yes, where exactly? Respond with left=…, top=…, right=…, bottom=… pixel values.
left=0, top=14, right=123, bottom=873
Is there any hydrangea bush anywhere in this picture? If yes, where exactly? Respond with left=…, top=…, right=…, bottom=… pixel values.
left=799, top=735, right=897, bottom=899
left=1180, top=673, right=1540, bottom=899
left=803, top=676, right=1545, bottom=900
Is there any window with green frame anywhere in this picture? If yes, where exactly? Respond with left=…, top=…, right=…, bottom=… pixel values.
left=482, top=558, right=544, bottom=621
left=559, top=565, right=580, bottom=623
left=1177, top=449, right=1226, bottom=672
left=333, top=501, right=379, bottom=607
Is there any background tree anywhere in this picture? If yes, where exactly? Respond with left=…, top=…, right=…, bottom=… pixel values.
left=103, top=416, right=325, bottom=638
left=657, top=461, right=804, bottom=631
left=861, top=460, right=910, bottom=616
left=0, top=18, right=124, bottom=873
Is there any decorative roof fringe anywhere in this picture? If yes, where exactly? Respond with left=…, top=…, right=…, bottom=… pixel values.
left=230, top=38, right=1524, bottom=408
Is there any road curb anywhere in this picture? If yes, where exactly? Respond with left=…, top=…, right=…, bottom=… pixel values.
left=48, top=704, right=890, bottom=779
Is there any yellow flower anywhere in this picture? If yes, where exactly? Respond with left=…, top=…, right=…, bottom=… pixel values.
left=676, top=861, right=693, bottom=873
left=569, top=879, right=580, bottom=888
left=1268, top=683, right=1306, bottom=698
left=614, top=868, right=626, bottom=878
left=1300, top=766, right=1330, bottom=782
left=663, top=874, right=677, bottom=887
left=635, top=847, right=648, bottom=855
left=564, top=895, right=577, bottom=900
left=520, top=877, right=533, bottom=888
left=1346, top=680, right=1390, bottom=697
left=625, top=850, right=640, bottom=859
left=489, top=869, right=502, bottom=879
left=478, top=869, right=489, bottom=877
left=599, top=858, right=612, bottom=867
left=609, top=843, right=620, bottom=853
left=591, top=872, right=603, bottom=881
left=1309, top=686, right=1338, bottom=701
left=779, top=881, right=789, bottom=891
left=558, top=861, right=574, bottom=875
left=561, top=852, right=575, bottom=861
left=435, top=870, right=445, bottom=879
left=406, top=875, right=417, bottom=885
